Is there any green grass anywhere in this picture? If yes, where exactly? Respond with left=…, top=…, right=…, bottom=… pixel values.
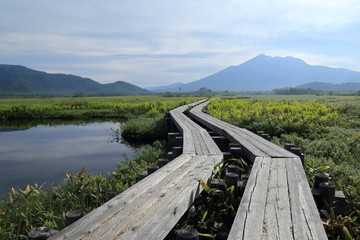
left=0, top=141, right=167, bottom=240
left=1, top=94, right=358, bottom=239
left=206, top=95, right=360, bottom=239
left=0, top=95, right=203, bottom=120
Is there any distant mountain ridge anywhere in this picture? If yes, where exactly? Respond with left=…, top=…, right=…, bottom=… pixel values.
left=0, top=65, right=149, bottom=96
left=295, top=82, right=360, bottom=92
left=167, top=54, right=360, bottom=92
left=145, top=82, right=184, bottom=92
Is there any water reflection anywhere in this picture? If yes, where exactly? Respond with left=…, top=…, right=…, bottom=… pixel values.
left=0, top=121, right=138, bottom=195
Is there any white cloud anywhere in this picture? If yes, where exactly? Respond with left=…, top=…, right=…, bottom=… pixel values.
left=0, top=0, right=359, bottom=86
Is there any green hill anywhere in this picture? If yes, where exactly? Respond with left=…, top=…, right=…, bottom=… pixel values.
left=0, top=65, right=149, bottom=97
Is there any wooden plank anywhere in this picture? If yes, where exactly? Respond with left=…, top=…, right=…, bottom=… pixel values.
left=51, top=154, right=222, bottom=240
left=49, top=154, right=193, bottom=239
left=227, top=157, right=271, bottom=240
left=286, top=157, right=328, bottom=240
left=228, top=157, right=327, bottom=240
left=261, top=157, right=293, bottom=239
left=119, top=155, right=223, bottom=240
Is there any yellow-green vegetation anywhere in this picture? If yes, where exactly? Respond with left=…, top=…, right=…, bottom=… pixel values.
left=0, top=95, right=203, bottom=120
left=207, top=99, right=338, bottom=136
left=206, top=96, right=359, bottom=239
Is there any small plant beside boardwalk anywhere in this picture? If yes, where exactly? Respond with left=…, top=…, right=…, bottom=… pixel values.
left=166, top=158, right=251, bottom=240
left=206, top=96, right=359, bottom=239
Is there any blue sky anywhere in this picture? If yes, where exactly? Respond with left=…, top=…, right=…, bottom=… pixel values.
left=1, top=0, right=359, bottom=87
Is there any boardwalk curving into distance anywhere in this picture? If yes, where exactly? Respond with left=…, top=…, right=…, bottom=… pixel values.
left=51, top=99, right=327, bottom=240
left=50, top=100, right=223, bottom=240
left=190, top=100, right=327, bottom=240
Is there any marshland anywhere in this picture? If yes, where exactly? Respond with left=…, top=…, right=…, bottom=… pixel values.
left=0, top=95, right=358, bottom=239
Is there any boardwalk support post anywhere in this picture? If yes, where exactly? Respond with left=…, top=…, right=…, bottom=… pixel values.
left=284, top=143, right=295, bottom=151
left=260, top=133, right=271, bottom=141
left=168, top=132, right=182, bottom=145
left=28, top=227, right=58, bottom=240
left=158, top=158, right=169, bottom=167
left=227, top=164, right=240, bottom=176
left=212, top=136, right=228, bottom=151
left=147, top=165, right=159, bottom=175
left=137, top=171, right=148, bottom=181
left=290, top=147, right=305, bottom=165
left=319, top=182, right=336, bottom=208
left=230, top=147, right=242, bottom=159
left=314, top=173, right=329, bottom=188
left=175, top=136, right=183, bottom=147
left=176, top=228, right=199, bottom=240
left=225, top=172, right=239, bottom=195
left=65, top=210, right=84, bottom=226
left=172, top=146, right=183, bottom=159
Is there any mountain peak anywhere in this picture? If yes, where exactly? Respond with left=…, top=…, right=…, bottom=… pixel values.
left=248, top=54, right=306, bottom=65
left=168, top=55, right=360, bottom=92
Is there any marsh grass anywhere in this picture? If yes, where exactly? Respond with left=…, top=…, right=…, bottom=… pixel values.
left=121, top=113, right=167, bottom=142
left=0, top=140, right=166, bottom=240
left=0, top=96, right=202, bottom=120
left=206, top=96, right=360, bottom=239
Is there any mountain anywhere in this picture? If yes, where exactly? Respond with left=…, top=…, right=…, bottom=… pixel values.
left=295, top=82, right=360, bottom=92
left=0, top=65, right=149, bottom=96
left=168, top=54, right=360, bottom=92
left=102, top=81, right=150, bottom=95
left=145, top=82, right=184, bottom=92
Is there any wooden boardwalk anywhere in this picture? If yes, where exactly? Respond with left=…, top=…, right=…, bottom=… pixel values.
left=51, top=99, right=327, bottom=240
left=50, top=100, right=223, bottom=240
left=190, top=101, right=327, bottom=240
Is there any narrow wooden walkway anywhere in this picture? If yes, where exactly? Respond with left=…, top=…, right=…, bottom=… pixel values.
left=50, top=100, right=223, bottom=240
left=190, top=101, right=327, bottom=240
left=51, top=99, right=327, bottom=240
left=190, top=101, right=297, bottom=161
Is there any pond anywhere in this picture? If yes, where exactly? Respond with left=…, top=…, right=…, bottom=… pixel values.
left=0, top=120, right=138, bottom=196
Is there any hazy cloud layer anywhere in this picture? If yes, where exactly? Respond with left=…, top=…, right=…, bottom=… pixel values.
left=1, top=0, right=359, bottom=86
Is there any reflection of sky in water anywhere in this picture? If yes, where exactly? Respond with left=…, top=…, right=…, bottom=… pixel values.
left=0, top=122, right=137, bottom=195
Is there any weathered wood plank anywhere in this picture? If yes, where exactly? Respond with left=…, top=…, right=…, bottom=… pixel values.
left=120, top=155, right=223, bottom=240
left=228, top=157, right=327, bottom=240
left=51, top=154, right=223, bottom=240
left=262, top=157, right=293, bottom=239
left=50, top=154, right=193, bottom=240
left=286, top=157, right=328, bottom=240
left=227, top=157, right=271, bottom=240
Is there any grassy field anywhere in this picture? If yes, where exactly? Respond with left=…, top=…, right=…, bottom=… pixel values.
left=0, top=95, right=201, bottom=105
left=0, top=95, right=358, bottom=239
left=206, top=95, right=359, bottom=239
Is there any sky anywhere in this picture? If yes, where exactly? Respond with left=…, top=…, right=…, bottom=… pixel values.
left=0, top=0, right=359, bottom=88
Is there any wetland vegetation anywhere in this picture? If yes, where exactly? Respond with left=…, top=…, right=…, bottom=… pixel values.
left=0, top=95, right=358, bottom=239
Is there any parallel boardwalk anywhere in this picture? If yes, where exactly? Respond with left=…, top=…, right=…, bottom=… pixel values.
left=190, top=101, right=297, bottom=161
left=51, top=99, right=327, bottom=240
left=190, top=101, right=327, bottom=240
left=50, top=100, right=222, bottom=240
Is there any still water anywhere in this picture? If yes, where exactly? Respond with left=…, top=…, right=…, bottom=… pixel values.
left=0, top=121, right=137, bottom=195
